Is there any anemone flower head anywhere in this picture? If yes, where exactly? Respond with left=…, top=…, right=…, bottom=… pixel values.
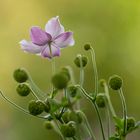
left=20, top=16, right=75, bottom=59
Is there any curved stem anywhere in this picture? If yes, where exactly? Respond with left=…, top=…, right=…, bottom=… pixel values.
left=103, top=82, right=116, bottom=117
left=93, top=102, right=106, bottom=140
left=26, top=71, right=46, bottom=99
left=75, top=85, right=105, bottom=140
left=90, top=48, right=98, bottom=98
left=105, top=105, right=111, bottom=139
left=79, top=55, right=84, bottom=87
left=78, top=111, right=96, bottom=140
left=0, top=91, right=45, bottom=119
left=119, top=88, right=127, bottom=135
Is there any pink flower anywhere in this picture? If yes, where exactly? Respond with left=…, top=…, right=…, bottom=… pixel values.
left=20, top=16, right=75, bottom=59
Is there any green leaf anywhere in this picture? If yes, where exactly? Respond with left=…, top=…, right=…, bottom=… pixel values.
left=48, top=98, right=61, bottom=113
left=113, top=116, right=123, bottom=129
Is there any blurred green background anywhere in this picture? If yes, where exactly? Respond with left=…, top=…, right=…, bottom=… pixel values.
left=0, top=0, right=140, bottom=139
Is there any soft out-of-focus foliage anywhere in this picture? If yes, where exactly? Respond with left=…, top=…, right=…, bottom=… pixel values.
left=0, top=0, right=140, bottom=140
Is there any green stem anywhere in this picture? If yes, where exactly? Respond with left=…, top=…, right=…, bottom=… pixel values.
left=78, top=111, right=96, bottom=140
left=76, top=86, right=105, bottom=140
left=90, top=48, right=98, bottom=98
left=103, top=82, right=116, bottom=117
left=0, top=91, right=45, bottom=119
left=119, top=88, right=127, bottom=135
left=93, top=102, right=106, bottom=140
left=105, top=104, right=111, bottom=139
left=50, top=58, right=56, bottom=99
left=79, top=55, right=84, bottom=87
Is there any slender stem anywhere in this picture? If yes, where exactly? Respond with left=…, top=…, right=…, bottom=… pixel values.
left=93, top=102, right=106, bottom=140
left=22, top=68, right=46, bottom=99
left=66, top=66, right=76, bottom=85
left=26, top=84, right=40, bottom=100
left=103, top=82, right=116, bottom=117
left=119, top=88, right=127, bottom=135
left=79, top=55, right=84, bottom=87
left=90, top=48, right=98, bottom=98
left=105, top=105, right=111, bottom=139
left=78, top=111, right=96, bottom=140
left=50, top=58, right=56, bottom=99
left=76, top=85, right=93, bottom=101
left=0, top=91, right=47, bottom=119
left=75, top=86, right=105, bottom=140
left=51, top=57, right=56, bottom=75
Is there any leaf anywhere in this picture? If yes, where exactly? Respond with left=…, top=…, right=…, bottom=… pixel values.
left=113, top=116, right=123, bottom=129
left=48, top=98, right=61, bottom=113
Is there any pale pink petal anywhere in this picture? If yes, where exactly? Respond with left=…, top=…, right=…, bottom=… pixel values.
left=45, top=16, right=64, bottom=38
left=54, top=32, right=75, bottom=48
left=30, top=26, right=52, bottom=46
left=20, top=40, right=42, bottom=54
left=41, top=44, right=60, bottom=59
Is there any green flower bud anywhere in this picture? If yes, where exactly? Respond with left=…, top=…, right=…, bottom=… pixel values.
left=96, top=93, right=106, bottom=108
left=127, top=117, right=136, bottom=131
left=61, top=67, right=71, bottom=81
left=84, top=44, right=91, bottom=51
left=74, top=54, right=88, bottom=68
left=52, top=73, right=69, bottom=89
left=61, top=121, right=76, bottom=137
left=44, top=121, right=53, bottom=130
left=44, top=99, right=51, bottom=113
left=67, top=85, right=78, bottom=97
left=16, top=83, right=30, bottom=97
left=13, top=68, right=28, bottom=83
left=68, top=111, right=83, bottom=124
left=28, top=100, right=45, bottom=116
left=108, top=75, right=123, bottom=90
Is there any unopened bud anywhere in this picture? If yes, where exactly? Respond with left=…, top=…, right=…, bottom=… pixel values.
left=28, top=100, right=45, bottom=116
left=74, top=54, right=88, bottom=68
left=16, top=83, right=30, bottom=96
left=13, top=68, right=28, bottom=83
left=109, top=75, right=123, bottom=90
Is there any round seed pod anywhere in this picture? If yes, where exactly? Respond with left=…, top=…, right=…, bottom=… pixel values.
left=61, top=67, right=71, bottom=81
left=108, top=75, right=123, bottom=90
left=44, top=121, right=53, bottom=130
left=61, top=121, right=76, bottom=138
left=84, top=44, right=91, bottom=51
left=52, top=73, right=69, bottom=89
left=13, top=68, right=28, bottom=83
left=28, top=100, right=45, bottom=116
left=96, top=93, right=106, bottom=108
left=127, top=117, right=136, bottom=131
left=74, top=55, right=88, bottom=68
left=16, top=83, right=30, bottom=96
left=67, top=85, right=78, bottom=97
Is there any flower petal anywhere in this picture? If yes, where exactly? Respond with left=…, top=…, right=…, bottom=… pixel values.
left=45, top=16, right=64, bottom=38
left=30, top=26, right=52, bottom=46
left=41, top=44, right=60, bottom=59
left=54, top=32, right=75, bottom=48
left=20, top=40, right=42, bottom=54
